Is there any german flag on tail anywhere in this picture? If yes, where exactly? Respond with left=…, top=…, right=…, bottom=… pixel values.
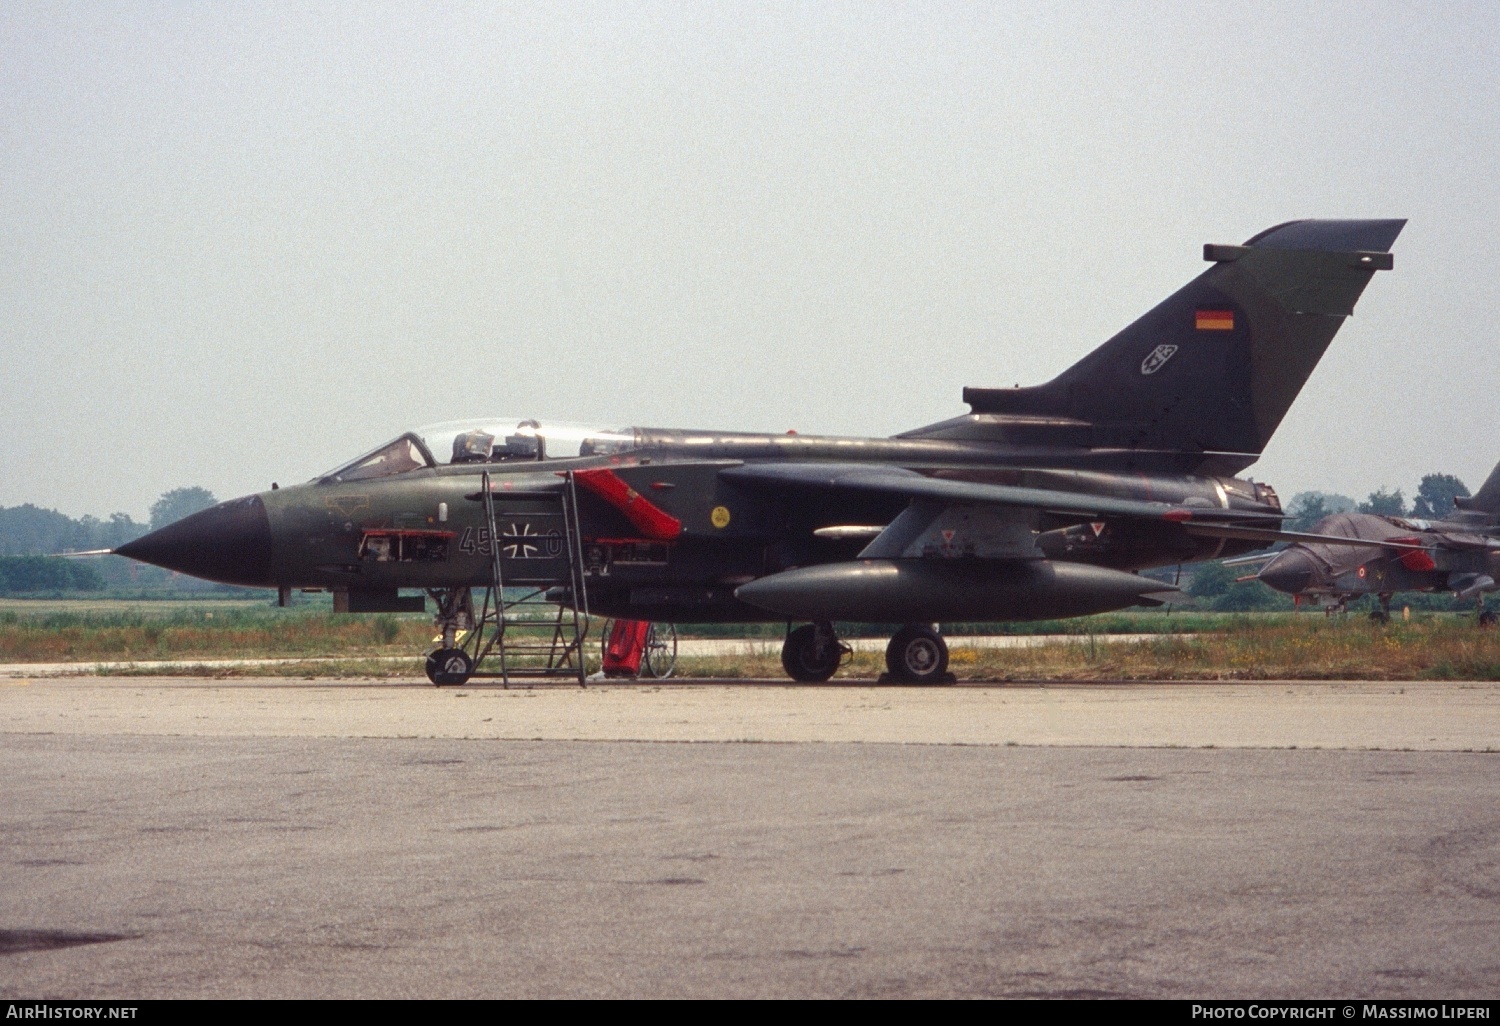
left=1195, top=309, right=1234, bottom=331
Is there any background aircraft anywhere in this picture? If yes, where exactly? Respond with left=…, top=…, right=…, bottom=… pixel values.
left=1233, top=460, right=1500, bottom=624
left=116, top=219, right=1404, bottom=684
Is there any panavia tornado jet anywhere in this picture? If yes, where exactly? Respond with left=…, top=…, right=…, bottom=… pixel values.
left=116, top=218, right=1405, bottom=684
left=1234, top=460, right=1500, bottom=624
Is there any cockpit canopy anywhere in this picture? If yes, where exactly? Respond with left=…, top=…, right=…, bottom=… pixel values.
left=316, top=419, right=638, bottom=484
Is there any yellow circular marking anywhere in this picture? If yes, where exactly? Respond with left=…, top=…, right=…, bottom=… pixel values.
left=710, top=506, right=731, bottom=529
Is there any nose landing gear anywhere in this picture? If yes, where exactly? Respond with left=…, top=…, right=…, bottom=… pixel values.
left=425, top=647, right=475, bottom=686
left=426, top=588, right=476, bottom=685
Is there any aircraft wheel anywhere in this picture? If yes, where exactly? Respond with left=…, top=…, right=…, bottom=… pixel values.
left=1369, top=610, right=1390, bottom=625
left=641, top=622, right=678, bottom=679
left=1479, top=611, right=1498, bottom=629
left=781, top=624, right=841, bottom=682
left=886, top=625, right=950, bottom=684
left=598, top=618, right=615, bottom=666
left=425, top=647, right=474, bottom=686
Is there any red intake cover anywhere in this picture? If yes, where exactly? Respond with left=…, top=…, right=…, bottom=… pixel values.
left=602, top=618, right=651, bottom=676
left=573, top=469, right=683, bottom=541
left=1391, top=538, right=1437, bottom=573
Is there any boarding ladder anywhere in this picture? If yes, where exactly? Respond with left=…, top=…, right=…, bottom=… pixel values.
left=465, top=470, right=592, bottom=686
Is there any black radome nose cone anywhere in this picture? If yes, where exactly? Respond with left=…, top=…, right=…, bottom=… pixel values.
left=116, top=494, right=273, bottom=587
left=1258, top=549, right=1316, bottom=596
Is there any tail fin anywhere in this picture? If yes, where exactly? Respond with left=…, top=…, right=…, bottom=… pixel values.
left=1456, top=459, right=1500, bottom=514
left=911, top=219, right=1405, bottom=472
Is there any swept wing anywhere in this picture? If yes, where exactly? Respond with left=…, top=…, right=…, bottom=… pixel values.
left=719, top=462, right=1280, bottom=526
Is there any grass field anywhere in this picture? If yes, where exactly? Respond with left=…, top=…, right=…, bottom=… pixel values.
left=933, top=617, right=1500, bottom=681
left=0, top=607, right=424, bottom=662
left=649, top=618, right=1499, bottom=682
left=0, top=603, right=1223, bottom=664
left=1, top=600, right=1497, bottom=680
left=0, top=597, right=275, bottom=614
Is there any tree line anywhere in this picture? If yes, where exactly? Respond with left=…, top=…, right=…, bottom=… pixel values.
left=0, top=487, right=218, bottom=557
left=1281, top=473, right=1469, bottom=533
left=0, top=488, right=220, bottom=594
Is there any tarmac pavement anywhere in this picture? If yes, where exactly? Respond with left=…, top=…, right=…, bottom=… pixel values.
left=2, top=675, right=1497, bottom=998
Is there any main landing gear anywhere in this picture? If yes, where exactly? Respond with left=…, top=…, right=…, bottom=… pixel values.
left=1323, top=593, right=1496, bottom=628
left=1477, top=597, right=1497, bottom=629
left=779, top=622, right=954, bottom=684
left=885, top=624, right=950, bottom=684
left=781, top=623, right=851, bottom=682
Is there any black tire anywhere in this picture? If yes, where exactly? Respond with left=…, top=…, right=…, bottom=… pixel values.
left=886, top=625, right=949, bottom=683
left=641, top=623, right=678, bottom=679
left=1479, top=611, right=1498, bottom=629
left=781, top=624, right=841, bottom=682
left=425, top=647, right=474, bottom=686
left=599, top=618, right=616, bottom=667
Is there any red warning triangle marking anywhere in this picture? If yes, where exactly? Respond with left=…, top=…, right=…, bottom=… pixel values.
left=941, top=529, right=956, bottom=543
left=1090, top=522, right=1106, bottom=536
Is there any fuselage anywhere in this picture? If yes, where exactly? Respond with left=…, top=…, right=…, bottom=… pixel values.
left=118, top=420, right=1283, bottom=623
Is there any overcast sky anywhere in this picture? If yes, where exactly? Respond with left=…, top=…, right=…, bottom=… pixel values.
left=4, top=1, right=1498, bottom=519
